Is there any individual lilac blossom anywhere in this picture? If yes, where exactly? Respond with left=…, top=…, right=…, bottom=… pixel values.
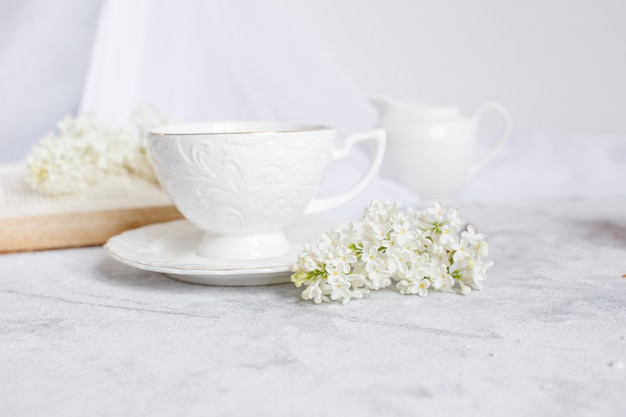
left=459, top=282, right=472, bottom=296
left=468, top=259, right=493, bottom=290
left=446, top=207, right=465, bottom=228
left=325, top=264, right=348, bottom=282
left=366, top=264, right=392, bottom=290
left=318, top=226, right=344, bottom=252
left=332, top=246, right=357, bottom=274
left=475, top=240, right=489, bottom=258
left=390, top=219, right=418, bottom=246
left=416, top=279, right=430, bottom=296
left=461, top=225, right=486, bottom=246
left=451, top=240, right=475, bottom=263
left=301, top=280, right=328, bottom=304
left=396, top=277, right=430, bottom=296
left=428, top=262, right=455, bottom=291
left=424, top=201, right=445, bottom=223
left=327, top=273, right=352, bottom=304
left=347, top=273, right=368, bottom=299
left=386, top=245, right=417, bottom=278
left=437, top=223, right=460, bottom=246
left=363, top=200, right=402, bottom=225
left=338, top=222, right=359, bottom=247
left=362, top=242, right=385, bottom=274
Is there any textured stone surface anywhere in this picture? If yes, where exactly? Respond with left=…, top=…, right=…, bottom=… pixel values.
left=1, top=200, right=625, bottom=416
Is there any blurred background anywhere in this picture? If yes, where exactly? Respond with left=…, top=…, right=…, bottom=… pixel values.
left=1, top=0, right=625, bottom=199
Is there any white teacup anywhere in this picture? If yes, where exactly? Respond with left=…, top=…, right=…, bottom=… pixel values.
left=148, top=122, right=385, bottom=261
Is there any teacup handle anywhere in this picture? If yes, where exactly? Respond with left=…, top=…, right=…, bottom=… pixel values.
left=469, top=102, right=513, bottom=177
left=304, top=129, right=386, bottom=214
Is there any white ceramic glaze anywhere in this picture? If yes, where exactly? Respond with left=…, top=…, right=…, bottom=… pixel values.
left=371, top=96, right=512, bottom=201
left=148, top=122, right=385, bottom=261
left=104, top=220, right=297, bottom=285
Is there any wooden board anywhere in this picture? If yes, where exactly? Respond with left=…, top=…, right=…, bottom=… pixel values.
left=0, top=164, right=183, bottom=253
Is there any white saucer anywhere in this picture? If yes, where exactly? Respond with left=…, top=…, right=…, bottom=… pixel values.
left=104, top=220, right=302, bottom=286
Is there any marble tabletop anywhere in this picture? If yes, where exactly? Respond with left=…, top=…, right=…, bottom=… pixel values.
left=1, top=199, right=626, bottom=416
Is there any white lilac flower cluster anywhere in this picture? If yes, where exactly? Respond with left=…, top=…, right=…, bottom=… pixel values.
left=27, top=106, right=169, bottom=195
left=291, top=201, right=492, bottom=304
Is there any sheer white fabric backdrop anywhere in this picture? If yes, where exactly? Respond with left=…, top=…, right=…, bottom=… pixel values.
left=80, top=0, right=374, bottom=133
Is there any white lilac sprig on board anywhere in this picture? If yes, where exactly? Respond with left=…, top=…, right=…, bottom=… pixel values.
left=26, top=106, right=170, bottom=196
left=291, top=201, right=492, bottom=304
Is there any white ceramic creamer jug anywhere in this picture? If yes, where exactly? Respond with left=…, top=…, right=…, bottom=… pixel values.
left=371, top=96, right=512, bottom=201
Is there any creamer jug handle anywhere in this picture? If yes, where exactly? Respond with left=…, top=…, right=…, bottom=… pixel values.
left=469, top=102, right=513, bottom=177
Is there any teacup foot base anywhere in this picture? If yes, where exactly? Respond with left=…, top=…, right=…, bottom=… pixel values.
left=197, top=231, right=291, bottom=261
left=165, top=271, right=291, bottom=286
